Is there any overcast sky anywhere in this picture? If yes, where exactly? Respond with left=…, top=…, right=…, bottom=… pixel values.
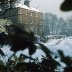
left=21, top=0, right=72, bottom=19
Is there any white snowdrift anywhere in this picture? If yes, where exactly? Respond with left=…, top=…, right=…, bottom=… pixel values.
left=44, top=37, right=72, bottom=57
left=1, top=37, right=72, bottom=65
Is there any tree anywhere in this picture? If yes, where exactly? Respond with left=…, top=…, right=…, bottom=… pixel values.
left=0, top=0, right=20, bottom=17
left=57, top=17, right=65, bottom=34
left=59, top=17, right=72, bottom=36
left=0, top=25, right=37, bottom=55
left=43, top=13, right=58, bottom=35
left=43, top=14, right=50, bottom=36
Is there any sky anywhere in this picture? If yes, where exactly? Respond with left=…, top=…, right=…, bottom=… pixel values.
left=30, top=0, right=72, bottom=19
left=20, top=0, right=72, bottom=19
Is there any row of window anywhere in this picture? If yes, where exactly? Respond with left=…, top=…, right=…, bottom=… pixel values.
left=19, top=16, right=42, bottom=25
left=19, top=9, right=42, bottom=18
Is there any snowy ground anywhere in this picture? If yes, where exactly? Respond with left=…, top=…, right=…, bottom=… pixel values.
left=1, top=36, right=72, bottom=67
left=44, top=37, right=72, bottom=57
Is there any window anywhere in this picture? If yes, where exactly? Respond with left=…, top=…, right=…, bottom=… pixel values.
left=36, top=12, right=38, bottom=17
left=19, top=16, right=22, bottom=23
left=26, top=18, right=28, bottom=20
left=36, top=18, right=37, bottom=21
left=19, top=9, right=22, bottom=14
left=0, top=25, right=2, bottom=28
left=26, top=28, right=28, bottom=32
left=26, top=23, right=27, bottom=24
left=26, top=10, right=28, bottom=15
left=35, top=28, right=37, bottom=35
left=31, top=13, right=33, bottom=16
left=25, top=18, right=28, bottom=24
left=30, top=23, right=33, bottom=24
left=31, top=28, right=33, bottom=31
left=40, top=22, right=42, bottom=25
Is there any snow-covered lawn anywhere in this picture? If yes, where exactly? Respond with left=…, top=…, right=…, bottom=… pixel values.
left=44, top=37, right=72, bottom=57
left=1, top=37, right=72, bottom=67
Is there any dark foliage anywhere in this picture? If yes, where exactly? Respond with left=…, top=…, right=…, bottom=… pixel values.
left=11, top=53, right=59, bottom=72
left=0, top=0, right=17, bottom=3
left=39, top=43, right=52, bottom=57
left=0, top=0, right=6, bottom=4
left=58, top=50, right=72, bottom=72
left=19, top=54, right=35, bottom=60
left=58, top=50, right=72, bottom=66
left=40, top=57, right=60, bottom=72
left=0, top=65, right=8, bottom=72
left=64, top=67, right=72, bottom=72
left=1, top=0, right=72, bottom=72
left=0, top=25, right=36, bottom=55
left=0, top=32, right=8, bottom=46
left=0, top=49, right=4, bottom=56
left=60, top=0, right=72, bottom=11
left=35, top=43, right=60, bottom=72
left=13, top=62, right=42, bottom=72
left=1, top=25, right=72, bottom=72
left=0, top=0, right=20, bottom=17
left=0, top=29, right=60, bottom=72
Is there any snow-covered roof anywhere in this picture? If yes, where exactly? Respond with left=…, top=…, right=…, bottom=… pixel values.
left=30, top=7, right=40, bottom=12
left=14, top=3, right=40, bottom=12
left=14, top=3, right=30, bottom=10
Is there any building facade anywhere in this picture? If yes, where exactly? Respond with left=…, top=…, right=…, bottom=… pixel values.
left=0, top=2, right=43, bottom=36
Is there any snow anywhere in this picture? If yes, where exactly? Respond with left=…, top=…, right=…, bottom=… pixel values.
left=30, top=7, right=40, bottom=12
left=0, top=45, right=46, bottom=62
left=11, top=47, right=46, bottom=62
left=32, top=49, right=46, bottom=61
left=39, top=37, right=72, bottom=70
left=15, top=3, right=30, bottom=10
left=0, top=45, right=14, bottom=64
left=1, top=36, right=72, bottom=69
left=44, top=37, right=72, bottom=57
left=1, top=37, right=72, bottom=60
left=14, top=3, right=40, bottom=12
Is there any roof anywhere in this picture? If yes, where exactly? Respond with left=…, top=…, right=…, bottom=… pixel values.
left=14, top=3, right=30, bottom=10
left=30, top=7, right=40, bottom=12
left=14, top=3, right=40, bottom=12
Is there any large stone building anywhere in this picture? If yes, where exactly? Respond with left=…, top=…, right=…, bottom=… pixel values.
left=0, top=0, right=43, bottom=36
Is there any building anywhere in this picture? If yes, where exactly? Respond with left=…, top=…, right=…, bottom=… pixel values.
left=0, top=0, right=43, bottom=36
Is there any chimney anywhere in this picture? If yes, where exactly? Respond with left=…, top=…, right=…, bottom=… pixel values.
left=24, top=0, right=30, bottom=7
